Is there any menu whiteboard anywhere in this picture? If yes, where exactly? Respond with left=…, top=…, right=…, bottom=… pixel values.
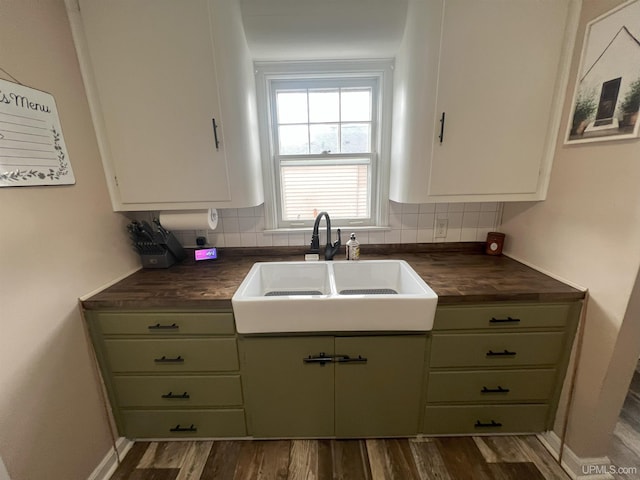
left=0, top=78, right=75, bottom=186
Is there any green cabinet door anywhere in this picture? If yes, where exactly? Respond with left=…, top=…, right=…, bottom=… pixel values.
left=239, top=336, right=335, bottom=438
left=334, top=335, right=426, bottom=437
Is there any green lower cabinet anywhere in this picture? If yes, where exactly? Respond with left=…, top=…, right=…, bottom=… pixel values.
left=240, top=336, right=335, bottom=438
left=425, top=369, right=556, bottom=403
left=113, top=375, right=243, bottom=407
left=423, top=404, right=549, bottom=434
left=121, top=409, right=246, bottom=438
left=334, top=336, right=425, bottom=437
left=239, top=335, right=427, bottom=438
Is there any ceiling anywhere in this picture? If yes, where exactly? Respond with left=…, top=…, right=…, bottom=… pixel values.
left=240, top=0, right=410, bottom=60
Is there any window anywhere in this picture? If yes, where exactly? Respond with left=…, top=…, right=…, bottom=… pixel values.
left=256, top=61, right=392, bottom=230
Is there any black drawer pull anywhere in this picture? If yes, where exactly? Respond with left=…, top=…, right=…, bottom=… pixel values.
left=154, top=355, right=184, bottom=363
left=170, top=424, right=197, bottom=432
left=475, top=420, right=502, bottom=428
left=336, top=354, right=368, bottom=364
left=148, top=323, right=179, bottom=330
left=161, top=391, right=190, bottom=399
left=489, top=317, right=520, bottom=324
left=303, top=352, right=334, bottom=366
left=486, top=349, right=517, bottom=357
left=481, top=386, right=510, bottom=394
left=212, top=118, right=220, bottom=150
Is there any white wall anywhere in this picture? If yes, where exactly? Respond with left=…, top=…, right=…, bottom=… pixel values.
left=0, top=1, right=139, bottom=478
left=500, top=0, right=640, bottom=457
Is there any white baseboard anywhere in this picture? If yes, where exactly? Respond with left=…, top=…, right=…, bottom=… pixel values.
left=87, top=437, right=134, bottom=480
left=537, top=431, right=614, bottom=480
left=0, top=455, right=10, bottom=480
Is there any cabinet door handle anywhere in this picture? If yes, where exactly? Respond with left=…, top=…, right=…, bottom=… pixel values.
left=474, top=420, right=502, bottom=428
left=303, top=352, right=334, bottom=366
left=486, top=349, right=517, bottom=357
left=154, top=355, right=184, bottom=363
left=336, top=354, right=368, bottom=364
left=438, top=112, right=446, bottom=143
left=212, top=118, right=220, bottom=150
left=169, top=424, right=197, bottom=432
left=489, top=317, right=521, bottom=324
left=161, top=391, right=190, bottom=399
left=148, top=323, right=179, bottom=330
left=481, top=386, right=510, bottom=394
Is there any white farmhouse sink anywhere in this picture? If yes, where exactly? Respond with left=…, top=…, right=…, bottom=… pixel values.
left=232, top=260, right=438, bottom=333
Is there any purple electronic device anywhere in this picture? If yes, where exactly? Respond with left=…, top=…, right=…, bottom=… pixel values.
left=194, top=247, right=218, bottom=261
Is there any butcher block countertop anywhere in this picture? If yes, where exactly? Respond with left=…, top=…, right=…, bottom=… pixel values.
left=82, top=243, right=584, bottom=310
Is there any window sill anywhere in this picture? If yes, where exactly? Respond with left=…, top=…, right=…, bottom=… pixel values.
left=262, top=225, right=391, bottom=235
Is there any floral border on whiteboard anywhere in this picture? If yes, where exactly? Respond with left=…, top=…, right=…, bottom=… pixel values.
left=0, top=78, right=75, bottom=186
left=565, top=0, right=640, bottom=144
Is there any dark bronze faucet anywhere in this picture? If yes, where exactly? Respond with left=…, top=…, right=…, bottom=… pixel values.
left=309, top=211, right=341, bottom=260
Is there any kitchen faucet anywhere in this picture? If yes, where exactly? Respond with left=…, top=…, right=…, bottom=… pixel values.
left=309, top=211, right=341, bottom=260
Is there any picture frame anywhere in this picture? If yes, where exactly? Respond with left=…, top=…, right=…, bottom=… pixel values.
left=565, top=0, right=640, bottom=144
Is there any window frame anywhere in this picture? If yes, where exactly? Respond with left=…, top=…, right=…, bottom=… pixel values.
left=255, top=60, right=393, bottom=231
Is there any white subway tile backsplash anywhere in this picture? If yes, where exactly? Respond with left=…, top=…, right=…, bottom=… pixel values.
left=401, top=203, right=419, bottom=214
left=238, top=216, right=258, bottom=233
left=368, top=231, right=386, bottom=244
left=256, top=233, right=273, bottom=247
left=272, top=234, right=289, bottom=247
left=164, top=201, right=501, bottom=247
left=418, top=213, right=435, bottom=229
left=221, top=217, right=240, bottom=233
left=287, top=233, right=306, bottom=246
left=240, top=233, right=258, bottom=247
left=219, top=208, right=238, bottom=217
left=384, top=229, right=401, bottom=243
left=401, top=229, right=418, bottom=244
left=417, top=229, right=434, bottom=243
left=419, top=203, right=436, bottom=213
left=224, top=233, right=242, bottom=247
left=401, top=213, right=419, bottom=229
left=481, top=202, right=499, bottom=212
left=237, top=207, right=256, bottom=217
left=464, top=202, right=482, bottom=212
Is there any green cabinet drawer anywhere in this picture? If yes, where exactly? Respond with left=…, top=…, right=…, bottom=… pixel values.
left=113, top=375, right=243, bottom=407
left=426, top=369, right=556, bottom=403
left=94, top=311, right=235, bottom=335
left=430, top=332, right=565, bottom=368
left=104, top=338, right=239, bottom=372
left=433, top=303, right=577, bottom=331
left=121, top=409, right=246, bottom=438
left=423, top=404, right=548, bottom=434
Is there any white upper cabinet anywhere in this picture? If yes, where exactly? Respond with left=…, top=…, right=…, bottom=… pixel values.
left=70, top=0, right=263, bottom=211
left=390, top=0, right=579, bottom=203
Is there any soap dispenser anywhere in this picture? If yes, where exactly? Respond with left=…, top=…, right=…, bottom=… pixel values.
left=346, top=233, right=360, bottom=260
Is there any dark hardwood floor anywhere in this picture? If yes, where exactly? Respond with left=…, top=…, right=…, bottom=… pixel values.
left=609, top=360, right=640, bottom=480
left=110, top=435, right=571, bottom=480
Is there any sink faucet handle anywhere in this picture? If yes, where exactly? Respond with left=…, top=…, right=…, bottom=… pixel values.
left=334, top=228, right=342, bottom=247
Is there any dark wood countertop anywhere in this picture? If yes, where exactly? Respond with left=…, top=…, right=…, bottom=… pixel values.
left=81, top=243, right=584, bottom=310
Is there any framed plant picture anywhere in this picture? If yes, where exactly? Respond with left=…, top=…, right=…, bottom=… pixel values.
left=565, top=0, right=640, bottom=144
